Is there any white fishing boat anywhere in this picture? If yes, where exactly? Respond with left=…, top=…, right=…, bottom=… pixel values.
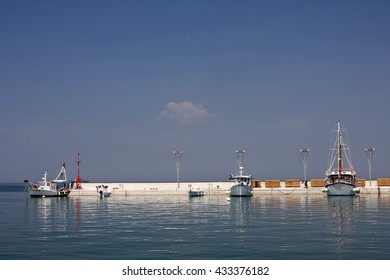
left=96, top=185, right=112, bottom=198
left=227, top=150, right=253, bottom=197
left=24, top=163, right=70, bottom=197
left=188, top=185, right=205, bottom=197
left=323, top=121, right=359, bottom=196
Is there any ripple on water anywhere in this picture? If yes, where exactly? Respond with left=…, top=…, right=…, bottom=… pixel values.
left=1, top=192, right=390, bottom=259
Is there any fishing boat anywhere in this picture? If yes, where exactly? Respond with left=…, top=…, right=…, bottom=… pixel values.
left=24, top=163, right=70, bottom=197
left=323, top=121, right=359, bottom=196
left=227, top=150, right=253, bottom=197
left=96, top=185, right=112, bottom=198
left=188, top=185, right=205, bottom=197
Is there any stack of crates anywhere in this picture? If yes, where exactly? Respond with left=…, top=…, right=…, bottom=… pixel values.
left=356, top=178, right=366, bottom=187
left=265, top=180, right=280, bottom=188
left=377, top=178, right=390, bottom=186
left=252, top=180, right=261, bottom=188
left=284, top=179, right=301, bottom=188
left=310, top=179, right=325, bottom=188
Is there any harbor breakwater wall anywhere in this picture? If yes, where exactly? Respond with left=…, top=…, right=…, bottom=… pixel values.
left=69, top=179, right=390, bottom=196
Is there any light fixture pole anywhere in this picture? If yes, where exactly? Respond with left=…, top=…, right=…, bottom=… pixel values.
left=300, top=148, right=309, bottom=187
left=365, top=147, right=375, bottom=186
left=173, top=150, right=183, bottom=189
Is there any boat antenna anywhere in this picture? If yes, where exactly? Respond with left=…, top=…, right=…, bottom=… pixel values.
left=76, top=153, right=81, bottom=189
left=236, top=149, right=245, bottom=176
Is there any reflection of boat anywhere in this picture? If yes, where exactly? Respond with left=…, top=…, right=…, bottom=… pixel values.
left=227, top=150, right=253, bottom=197
left=188, top=185, right=205, bottom=197
left=327, top=196, right=357, bottom=259
left=96, top=185, right=112, bottom=198
left=24, top=163, right=70, bottom=197
left=323, top=121, right=359, bottom=196
left=228, top=196, right=253, bottom=229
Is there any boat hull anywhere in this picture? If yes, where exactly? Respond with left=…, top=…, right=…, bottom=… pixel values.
left=96, top=185, right=112, bottom=198
left=97, top=191, right=112, bottom=198
left=188, top=190, right=205, bottom=197
left=229, top=184, right=253, bottom=197
left=325, top=183, right=357, bottom=196
left=28, top=189, right=70, bottom=197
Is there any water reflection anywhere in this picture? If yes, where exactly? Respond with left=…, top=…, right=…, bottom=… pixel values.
left=25, top=197, right=71, bottom=232
left=327, top=196, right=358, bottom=259
left=11, top=193, right=390, bottom=259
left=228, top=197, right=253, bottom=230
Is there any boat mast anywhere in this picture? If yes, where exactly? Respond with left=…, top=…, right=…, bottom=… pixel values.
left=236, top=149, right=245, bottom=176
left=337, top=121, right=343, bottom=174
left=42, top=171, right=48, bottom=182
left=54, top=163, right=67, bottom=182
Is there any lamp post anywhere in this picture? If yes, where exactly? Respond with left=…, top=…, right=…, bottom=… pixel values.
left=365, top=147, right=375, bottom=186
left=173, top=150, right=183, bottom=189
left=300, top=148, right=309, bottom=187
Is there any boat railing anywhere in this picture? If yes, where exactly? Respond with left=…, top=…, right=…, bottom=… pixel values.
left=326, top=174, right=356, bottom=184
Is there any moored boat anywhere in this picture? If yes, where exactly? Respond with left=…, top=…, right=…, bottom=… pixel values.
left=188, top=185, right=205, bottom=197
left=96, top=185, right=112, bottom=198
left=227, top=150, right=253, bottom=197
left=323, top=121, right=359, bottom=196
left=24, top=163, right=70, bottom=197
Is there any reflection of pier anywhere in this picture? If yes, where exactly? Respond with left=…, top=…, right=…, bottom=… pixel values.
left=327, top=196, right=358, bottom=258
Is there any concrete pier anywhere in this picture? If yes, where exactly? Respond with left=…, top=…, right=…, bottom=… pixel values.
left=69, top=180, right=390, bottom=196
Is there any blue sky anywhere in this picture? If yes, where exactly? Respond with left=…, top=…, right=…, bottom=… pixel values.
left=1, top=0, right=389, bottom=183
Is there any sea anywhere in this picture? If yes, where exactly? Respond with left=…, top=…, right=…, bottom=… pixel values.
left=1, top=183, right=390, bottom=260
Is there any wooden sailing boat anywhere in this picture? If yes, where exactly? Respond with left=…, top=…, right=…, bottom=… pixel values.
left=323, top=121, right=359, bottom=196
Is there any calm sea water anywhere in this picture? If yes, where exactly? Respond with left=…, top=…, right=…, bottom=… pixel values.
left=1, top=183, right=390, bottom=260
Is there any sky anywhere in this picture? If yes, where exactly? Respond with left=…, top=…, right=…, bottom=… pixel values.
left=0, top=0, right=389, bottom=183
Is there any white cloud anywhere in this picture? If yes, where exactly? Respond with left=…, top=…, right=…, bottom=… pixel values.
left=158, top=101, right=214, bottom=124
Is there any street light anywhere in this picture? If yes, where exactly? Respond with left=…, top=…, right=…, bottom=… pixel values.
left=300, top=148, right=310, bottom=187
left=173, top=150, right=183, bottom=189
left=365, top=147, right=375, bottom=186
